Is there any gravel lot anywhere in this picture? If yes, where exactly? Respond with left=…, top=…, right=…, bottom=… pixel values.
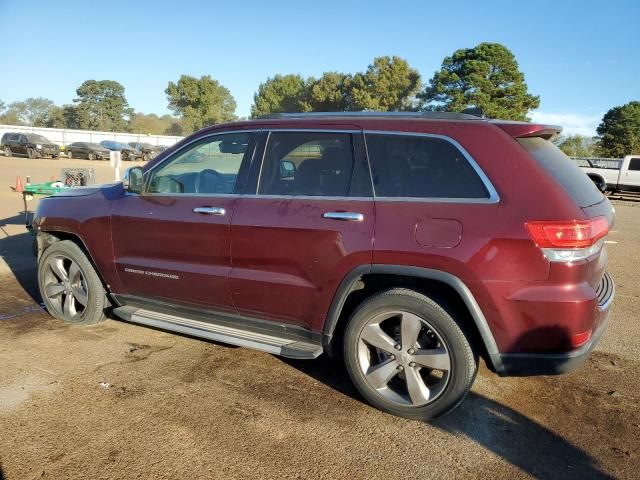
left=0, top=155, right=638, bottom=479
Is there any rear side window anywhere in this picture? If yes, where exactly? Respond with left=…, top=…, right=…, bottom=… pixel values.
left=629, top=158, right=640, bottom=171
left=259, top=131, right=355, bottom=197
left=518, top=137, right=604, bottom=207
left=365, top=133, right=489, bottom=199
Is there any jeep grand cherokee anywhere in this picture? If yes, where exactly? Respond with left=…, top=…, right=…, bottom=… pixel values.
left=32, top=111, right=615, bottom=419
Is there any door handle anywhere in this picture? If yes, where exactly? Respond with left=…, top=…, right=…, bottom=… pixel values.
left=322, top=211, right=364, bottom=222
left=193, top=207, right=226, bottom=215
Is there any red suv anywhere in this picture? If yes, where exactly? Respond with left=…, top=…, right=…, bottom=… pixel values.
left=33, top=112, right=614, bottom=419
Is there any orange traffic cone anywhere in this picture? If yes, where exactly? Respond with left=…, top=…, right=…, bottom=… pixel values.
left=50, top=175, right=55, bottom=181
left=15, top=176, right=24, bottom=193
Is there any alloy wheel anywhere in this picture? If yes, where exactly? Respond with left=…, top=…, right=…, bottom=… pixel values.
left=42, top=254, right=89, bottom=321
left=356, top=310, right=451, bottom=407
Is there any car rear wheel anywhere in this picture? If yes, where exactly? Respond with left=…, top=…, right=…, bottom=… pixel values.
left=3, top=146, right=11, bottom=157
left=67, top=150, right=72, bottom=158
left=88, top=152, right=95, bottom=161
left=38, top=240, right=108, bottom=325
left=343, top=288, right=477, bottom=420
left=27, top=147, right=37, bottom=159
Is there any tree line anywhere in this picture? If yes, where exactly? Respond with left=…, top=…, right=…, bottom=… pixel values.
left=0, top=42, right=637, bottom=157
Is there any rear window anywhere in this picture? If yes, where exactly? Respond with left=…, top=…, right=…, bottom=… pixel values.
left=518, top=137, right=604, bottom=207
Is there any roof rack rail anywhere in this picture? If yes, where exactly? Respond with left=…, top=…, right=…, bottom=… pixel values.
left=258, top=110, right=486, bottom=120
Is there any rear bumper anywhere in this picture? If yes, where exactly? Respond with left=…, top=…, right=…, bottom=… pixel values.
left=492, top=271, right=614, bottom=377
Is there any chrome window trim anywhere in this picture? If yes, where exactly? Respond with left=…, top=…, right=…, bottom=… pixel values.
left=363, top=130, right=500, bottom=204
left=256, top=129, right=363, bottom=197
left=140, top=193, right=241, bottom=198
left=239, top=194, right=372, bottom=201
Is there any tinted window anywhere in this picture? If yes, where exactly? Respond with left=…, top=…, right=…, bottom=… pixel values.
left=366, top=133, right=489, bottom=198
left=259, top=131, right=355, bottom=197
left=629, top=158, right=640, bottom=171
left=26, top=134, right=50, bottom=143
left=148, top=132, right=253, bottom=195
left=518, top=137, right=603, bottom=207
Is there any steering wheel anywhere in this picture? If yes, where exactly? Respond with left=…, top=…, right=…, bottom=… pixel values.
left=195, top=169, right=227, bottom=194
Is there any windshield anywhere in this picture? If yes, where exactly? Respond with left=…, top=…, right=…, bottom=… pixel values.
left=518, top=137, right=604, bottom=207
left=26, top=134, right=50, bottom=143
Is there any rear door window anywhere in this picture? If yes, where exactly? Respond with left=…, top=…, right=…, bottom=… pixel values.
left=259, top=131, right=356, bottom=197
left=365, top=133, right=490, bottom=199
left=518, top=137, right=604, bottom=207
left=629, top=158, right=640, bottom=171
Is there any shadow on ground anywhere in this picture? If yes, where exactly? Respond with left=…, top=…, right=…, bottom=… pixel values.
left=0, top=213, right=40, bottom=304
left=281, top=355, right=613, bottom=480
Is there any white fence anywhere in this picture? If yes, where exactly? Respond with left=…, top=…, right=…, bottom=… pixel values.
left=0, top=124, right=184, bottom=148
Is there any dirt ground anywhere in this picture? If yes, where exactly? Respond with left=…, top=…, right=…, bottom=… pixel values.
left=0, top=155, right=638, bottom=480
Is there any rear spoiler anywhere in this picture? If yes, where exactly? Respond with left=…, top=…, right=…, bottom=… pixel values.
left=493, top=121, right=562, bottom=140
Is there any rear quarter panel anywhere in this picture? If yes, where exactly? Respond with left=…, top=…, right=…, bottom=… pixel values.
left=367, top=121, right=588, bottom=352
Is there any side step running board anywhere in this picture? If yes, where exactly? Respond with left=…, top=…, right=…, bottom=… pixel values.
left=112, top=306, right=323, bottom=360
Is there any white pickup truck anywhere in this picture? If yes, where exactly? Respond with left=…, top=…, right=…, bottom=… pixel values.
left=575, top=155, right=640, bottom=193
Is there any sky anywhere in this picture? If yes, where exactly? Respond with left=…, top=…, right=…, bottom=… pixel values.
left=1, top=0, right=638, bottom=136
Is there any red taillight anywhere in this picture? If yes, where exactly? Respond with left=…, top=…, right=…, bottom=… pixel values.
left=526, top=217, right=609, bottom=249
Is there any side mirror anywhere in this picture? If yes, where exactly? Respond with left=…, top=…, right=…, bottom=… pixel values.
left=279, top=160, right=296, bottom=179
left=123, top=166, right=144, bottom=193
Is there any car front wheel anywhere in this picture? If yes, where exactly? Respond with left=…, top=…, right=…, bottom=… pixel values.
left=38, top=240, right=108, bottom=325
left=3, top=146, right=11, bottom=157
left=343, top=288, right=477, bottom=420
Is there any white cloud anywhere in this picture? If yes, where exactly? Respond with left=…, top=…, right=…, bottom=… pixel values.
left=529, top=111, right=602, bottom=137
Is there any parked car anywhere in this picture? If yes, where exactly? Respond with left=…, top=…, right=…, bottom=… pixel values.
left=1, top=132, right=60, bottom=158
left=128, top=142, right=166, bottom=162
left=65, top=142, right=111, bottom=160
left=99, top=140, right=142, bottom=161
left=576, top=155, right=640, bottom=193
left=32, top=111, right=614, bottom=420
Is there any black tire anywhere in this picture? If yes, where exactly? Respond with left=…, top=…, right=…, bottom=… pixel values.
left=88, top=152, right=95, bottom=161
left=343, top=288, right=477, bottom=420
left=38, top=240, right=108, bottom=325
left=3, top=146, right=11, bottom=157
left=27, top=147, right=37, bottom=159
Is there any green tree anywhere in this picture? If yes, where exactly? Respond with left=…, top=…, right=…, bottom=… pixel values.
left=43, top=105, right=66, bottom=128
left=596, top=101, right=640, bottom=157
left=421, top=43, right=539, bottom=120
left=163, top=116, right=184, bottom=136
left=0, top=97, right=55, bottom=125
left=127, top=112, right=185, bottom=135
left=556, top=135, right=596, bottom=157
left=251, top=74, right=309, bottom=117
left=350, top=56, right=421, bottom=111
left=0, top=101, right=24, bottom=125
left=166, top=75, right=236, bottom=133
left=74, top=80, right=132, bottom=131
left=23, top=97, right=56, bottom=126
left=306, top=72, right=354, bottom=111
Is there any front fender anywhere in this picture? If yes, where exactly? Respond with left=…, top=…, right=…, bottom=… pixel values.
left=34, top=183, right=125, bottom=292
